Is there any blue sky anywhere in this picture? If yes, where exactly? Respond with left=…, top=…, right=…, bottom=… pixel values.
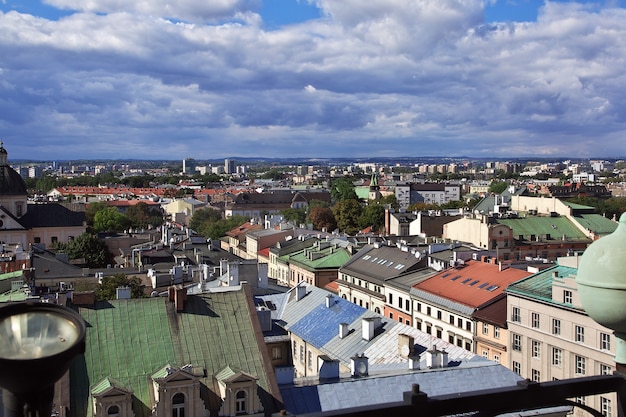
left=1, top=0, right=626, bottom=160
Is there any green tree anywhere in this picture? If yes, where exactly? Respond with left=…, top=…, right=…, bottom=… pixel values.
left=189, top=208, right=223, bottom=236
left=333, top=199, right=363, bottom=234
left=96, top=273, right=144, bottom=301
left=126, top=202, right=163, bottom=229
left=331, top=177, right=358, bottom=201
left=308, top=206, right=337, bottom=231
left=93, top=207, right=132, bottom=232
left=204, top=215, right=249, bottom=240
left=280, top=207, right=307, bottom=225
left=85, top=201, right=110, bottom=225
left=489, top=181, right=508, bottom=194
left=359, top=203, right=385, bottom=232
left=57, top=233, right=114, bottom=268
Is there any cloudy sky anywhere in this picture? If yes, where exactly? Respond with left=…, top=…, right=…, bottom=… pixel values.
left=1, top=0, right=625, bottom=161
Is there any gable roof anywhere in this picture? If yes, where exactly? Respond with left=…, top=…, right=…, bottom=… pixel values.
left=20, top=203, right=87, bottom=228
left=413, top=260, right=531, bottom=309
left=71, top=287, right=281, bottom=417
left=339, top=244, right=423, bottom=283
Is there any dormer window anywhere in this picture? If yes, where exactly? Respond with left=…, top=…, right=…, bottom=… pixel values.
left=236, top=390, right=247, bottom=415
left=172, top=393, right=185, bottom=417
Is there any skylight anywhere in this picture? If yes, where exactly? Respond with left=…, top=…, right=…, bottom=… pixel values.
left=461, top=278, right=472, bottom=284
left=363, top=255, right=371, bottom=260
left=442, top=273, right=451, bottom=278
left=469, top=280, right=480, bottom=286
left=451, top=275, right=461, bottom=281
left=486, top=285, right=500, bottom=292
left=478, top=282, right=489, bottom=289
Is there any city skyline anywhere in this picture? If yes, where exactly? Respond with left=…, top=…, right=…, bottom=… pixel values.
left=1, top=0, right=626, bottom=160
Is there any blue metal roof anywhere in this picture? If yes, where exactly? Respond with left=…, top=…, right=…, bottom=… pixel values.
left=288, top=295, right=367, bottom=348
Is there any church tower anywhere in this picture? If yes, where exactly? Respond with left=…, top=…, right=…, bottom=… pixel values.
left=368, top=172, right=381, bottom=201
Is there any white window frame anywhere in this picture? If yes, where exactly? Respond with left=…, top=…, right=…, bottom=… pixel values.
left=552, top=347, right=562, bottom=367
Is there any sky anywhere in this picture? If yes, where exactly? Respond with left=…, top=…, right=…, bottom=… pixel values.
left=1, top=0, right=626, bottom=161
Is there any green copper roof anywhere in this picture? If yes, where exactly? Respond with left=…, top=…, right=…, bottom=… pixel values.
left=0, top=270, right=25, bottom=282
left=281, top=246, right=351, bottom=272
left=497, top=216, right=588, bottom=240
left=506, top=263, right=578, bottom=308
left=91, top=377, right=131, bottom=396
left=70, top=289, right=277, bottom=417
left=572, top=213, right=617, bottom=236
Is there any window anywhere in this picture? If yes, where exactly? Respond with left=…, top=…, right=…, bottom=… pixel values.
left=482, top=350, right=489, bottom=358
left=552, top=318, right=561, bottom=335
left=236, top=390, right=247, bottom=415
left=437, top=310, right=442, bottom=320
left=531, top=369, right=541, bottom=382
left=449, top=335, right=454, bottom=343
left=465, top=321, right=472, bottom=332
left=293, top=341, right=297, bottom=357
left=398, top=296, right=403, bottom=308
left=575, top=355, right=586, bottom=375
left=513, top=361, right=521, bottom=375
left=601, top=364, right=612, bottom=375
left=405, top=299, right=410, bottom=311
left=575, top=325, right=585, bottom=343
left=426, top=325, right=432, bottom=334
left=531, top=312, right=540, bottom=328
left=457, top=317, right=463, bottom=328
left=511, top=306, right=521, bottom=322
left=427, top=306, right=432, bottom=316
left=172, top=393, right=185, bottom=417
left=601, top=397, right=612, bottom=417
left=564, top=290, right=573, bottom=304
left=449, top=314, right=455, bottom=325
left=388, top=294, right=393, bottom=304
left=107, top=406, right=120, bottom=417
left=532, top=340, right=541, bottom=359
left=512, top=333, right=522, bottom=351
left=493, top=354, right=500, bottom=364
left=299, top=346, right=304, bottom=363
left=272, top=346, right=282, bottom=360
left=601, top=332, right=611, bottom=351
left=552, top=347, right=562, bottom=366
left=575, top=396, right=586, bottom=406
left=465, top=342, right=471, bottom=351
left=308, top=350, right=313, bottom=370
left=482, top=323, right=489, bottom=335
left=416, top=321, right=422, bottom=331
left=389, top=312, right=394, bottom=319
left=494, top=326, right=500, bottom=339
left=436, top=329, right=442, bottom=338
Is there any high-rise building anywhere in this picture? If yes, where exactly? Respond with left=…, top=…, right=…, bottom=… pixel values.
left=225, top=158, right=236, bottom=174
left=182, top=158, right=195, bottom=175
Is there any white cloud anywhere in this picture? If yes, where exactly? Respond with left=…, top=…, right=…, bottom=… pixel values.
left=1, top=1, right=626, bottom=159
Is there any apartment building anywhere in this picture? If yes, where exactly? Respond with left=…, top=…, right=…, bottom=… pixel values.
left=506, top=256, right=616, bottom=417
left=410, top=258, right=531, bottom=352
left=336, top=242, right=425, bottom=315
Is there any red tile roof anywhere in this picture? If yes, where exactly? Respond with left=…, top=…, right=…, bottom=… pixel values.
left=413, top=260, right=531, bottom=308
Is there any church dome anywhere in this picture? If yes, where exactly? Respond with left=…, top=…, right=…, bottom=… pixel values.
left=0, top=143, right=28, bottom=196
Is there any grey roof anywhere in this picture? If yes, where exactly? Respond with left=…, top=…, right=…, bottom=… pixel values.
left=410, top=287, right=476, bottom=315
left=339, top=244, right=423, bottom=284
left=281, top=359, right=522, bottom=414
left=20, top=203, right=87, bottom=228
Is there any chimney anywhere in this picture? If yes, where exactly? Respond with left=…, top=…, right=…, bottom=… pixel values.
left=398, top=334, right=415, bottom=358
left=339, top=323, right=349, bottom=339
left=318, top=355, right=340, bottom=380
left=361, top=317, right=380, bottom=341
left=408, top=356, right=421, bottom=370
left=174, top=285, right=187, bottom=313
left=325, top=294, right=334, bottom=308
left=258, top=263, right=268, bottom=289
left=425, top=347, right=449, bottom=369
left=295, top=284, right=307, bottom=301
left=257, top=308, right=272, bottom=332
left=350, top=354, right=369, bottom=377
